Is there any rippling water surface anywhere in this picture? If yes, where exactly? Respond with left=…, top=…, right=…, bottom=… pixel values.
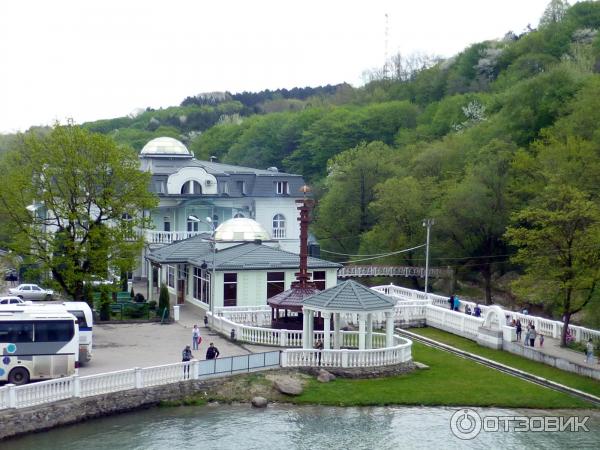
left=6, top=405, right=600, bottom=450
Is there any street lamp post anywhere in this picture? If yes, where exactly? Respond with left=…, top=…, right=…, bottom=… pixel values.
left=422, top=218, right=435, bottom=294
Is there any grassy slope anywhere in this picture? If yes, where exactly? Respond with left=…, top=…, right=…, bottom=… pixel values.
left=290, top=342, right=594, bottom=409
left=410, top=327, right=600, bottom=398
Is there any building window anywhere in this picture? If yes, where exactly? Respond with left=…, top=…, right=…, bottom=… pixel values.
left=193, top=266, right=210, bottom=305
left=233, top=212, right=245, bottom=218
left=167, top=265, right=175, bottom=288
left=236, top=180, right=246, bottom=195
left=272, top=214, right=286, bottom=238
left=312, top=271, right=326, bottom=290
left=223, top=273, right=237, bottom=307
left=164, top=217, right=171, bottom=232
left=275, top=181, right=288, bottom=195
left=212, top=214, right=219, bottom=228
left=267, top=272, right=285, bottom=299
left=187, top=216, right=199, bottom=232
left=181, top=180, right=202, bottom=195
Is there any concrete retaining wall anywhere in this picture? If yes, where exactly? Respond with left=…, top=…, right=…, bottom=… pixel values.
left=503, top=341, right=600, bottom=381
left=0, top=378, right=224, bottom=441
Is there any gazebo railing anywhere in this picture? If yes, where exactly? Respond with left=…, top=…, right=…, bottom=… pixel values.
left=281, top=334, right=412, bottom=368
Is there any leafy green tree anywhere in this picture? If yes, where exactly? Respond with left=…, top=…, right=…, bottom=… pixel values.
left=313, top=142, right=397, bottom=255
left=506, top=185, right=600, bottom=346
left=158, top=283, right=170, bottom=318
left=0, top=124, right=157, bottom=300
left=99, top=288, right=111, bottom=321
left=539, top=0, right=570, bottom=27
left=437, top=141, right=515, bottom=304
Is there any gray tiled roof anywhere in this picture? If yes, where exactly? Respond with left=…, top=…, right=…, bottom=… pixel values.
left=302, top=280, right=396, bottom=312
left=148, top=239, right=341, bottom=271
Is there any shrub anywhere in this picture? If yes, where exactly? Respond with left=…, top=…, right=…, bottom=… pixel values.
left=130, top=287, right=135, bottom=298
left=134, top=293, right=145, bottom=303
left=158, top=283, right=170, bottom=318
left=148, top=300, right=157, bottom=310
left=99, top=288, right=111, bottom=321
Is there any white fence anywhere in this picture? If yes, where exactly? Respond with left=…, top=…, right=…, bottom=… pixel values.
left=0, top=351, right=280, bottom=410
left=373, top=284, right=600, bottom=344
left=282, top=334, right=412, bottom=368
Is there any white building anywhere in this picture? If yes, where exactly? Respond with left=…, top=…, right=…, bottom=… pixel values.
left=136, top=137, right=308, bottom=280
left=146, top=218, right=341, bottom=310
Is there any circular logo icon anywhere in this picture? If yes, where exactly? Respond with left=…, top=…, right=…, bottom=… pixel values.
left=6, top=343, right=17, bottom=354
left=2, top=356, right=10, bottom=365
left=450, top=408, right=482, bottom=440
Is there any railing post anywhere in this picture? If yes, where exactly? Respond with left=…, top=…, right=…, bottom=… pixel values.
left=553, top=322, right=559, bottom=339
left=7, top=384, right=16, bottom=408
left=281, top=350, right=287, bottom=367
left=341, top=349, right=348, bottom=368
left=191, top=359, right=200, bottom=379
left=134, top=367, right=143, bottom=389
left=280, top=330, right=287, bottom=347
left=73, top=375, right=81, bottom=398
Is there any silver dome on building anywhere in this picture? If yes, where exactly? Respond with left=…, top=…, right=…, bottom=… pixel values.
left=140, top=137, right=192, bottom=158
left=214, top=218, right=271, bottom=241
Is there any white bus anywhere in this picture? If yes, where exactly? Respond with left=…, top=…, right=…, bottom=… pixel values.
left=62, top=302, right=93, bottom=364
left=0, top=309, right=79, bottom=385
left=0, top=302, right=93, bottom=364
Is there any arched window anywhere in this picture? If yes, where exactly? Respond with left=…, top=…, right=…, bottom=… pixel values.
left=234, top=213, right=245, bottom=218
left=272, top=214, right=286, bottom=238
left=181, top=180, right=202, bottom=195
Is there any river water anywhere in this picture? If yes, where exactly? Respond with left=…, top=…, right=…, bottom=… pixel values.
left=5, top=405, right=599, bottom=449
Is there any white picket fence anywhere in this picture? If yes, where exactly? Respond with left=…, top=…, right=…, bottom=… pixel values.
left=372, top=284, right=600, bottom=343
left=0, top=351, right=280, bottom=410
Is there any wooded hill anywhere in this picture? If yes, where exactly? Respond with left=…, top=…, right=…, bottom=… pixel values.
left=3, top=1, right=600, bottom=328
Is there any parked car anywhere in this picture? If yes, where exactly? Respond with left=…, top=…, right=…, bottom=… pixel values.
left=8, top=284, right=54, bottom=300
left=0, top=296, right=32, bottom=305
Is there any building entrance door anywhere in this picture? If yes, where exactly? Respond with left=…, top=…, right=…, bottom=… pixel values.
left=177, top=279, right=185, bottom=305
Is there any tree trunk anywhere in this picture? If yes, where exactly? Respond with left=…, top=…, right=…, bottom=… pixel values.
left=561, top=312, right=571, bottom=347
left=482, top=263, right=493, bottom=305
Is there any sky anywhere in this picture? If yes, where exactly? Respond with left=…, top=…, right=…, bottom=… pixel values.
left=0, top=0, right=564, bottom=133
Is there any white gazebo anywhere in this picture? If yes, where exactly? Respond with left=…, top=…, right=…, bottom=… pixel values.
left=301, top=280, right=397, bottom=351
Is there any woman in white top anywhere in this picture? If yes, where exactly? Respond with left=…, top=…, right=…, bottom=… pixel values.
left=192, top=324, right=201, bottom=350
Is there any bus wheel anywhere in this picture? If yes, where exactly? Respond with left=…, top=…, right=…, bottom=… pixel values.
left=8, top=367, right=30, bottom=385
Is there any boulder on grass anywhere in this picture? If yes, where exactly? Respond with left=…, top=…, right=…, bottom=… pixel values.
left=251, top=396, right=268, bottom=408
left=273, top=376, right=303, bottom=396
left=317, top=369, right=336, bottom=383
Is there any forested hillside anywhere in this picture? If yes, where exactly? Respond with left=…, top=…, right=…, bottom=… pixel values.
left=2, top=1, right=599, bottom=327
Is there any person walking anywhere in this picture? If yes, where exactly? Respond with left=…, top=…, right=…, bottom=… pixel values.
left=206, top=342, right=220, bottom=360
left=448, top=295, right=454, bottom=310
left=585, top=338, right=595, bottom=364
left=192, top=324, right=201, bottom=350
left=529, top=325, right=536, bottom=347
left=453, top=295, right=461, bottom=312
left=182, top=345, right=193, bottom=379
left=516, top=320, right=522, bottom=341
left=524, top=325, right=531, bottom=346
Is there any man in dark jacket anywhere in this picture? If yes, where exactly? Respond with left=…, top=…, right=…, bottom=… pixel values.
left=206, top=342, right=220, bottom=360
left=182, top=345, right=193, bottom=379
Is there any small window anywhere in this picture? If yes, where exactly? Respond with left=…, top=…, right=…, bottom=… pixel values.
left=34, top=321, right=74, bottom=342
left=234, top=212, right=245, bottom=218
left=68, top=310, right=88, bottom=328
left=236, top=180, right=246, bottom=195
left=167, top=265, right=175, bottom=288
left=272, top=214, right=286, bottom=239
left=181, top=180, right=202, bottom=195
left=164, top=217, right=171, bottom=232
left=267, top=272, right=285, bottom=299
left=122, top=213, right=133, bottom=221
left=223, top=273, right=237, bottom=307
left=313, top=271, right=326, bottom=290
left=187, top=216, right=199, bottom=232
left=275, top=181, right=288, bottom=195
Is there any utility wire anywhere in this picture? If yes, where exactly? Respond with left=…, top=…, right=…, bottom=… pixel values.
left=321, top=244, right=425, bottom=257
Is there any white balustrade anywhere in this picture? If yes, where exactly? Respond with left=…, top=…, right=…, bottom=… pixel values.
left=144, top=230, right=204, bottom=245
left=80, top=369, right=136, bottom=396
left=13, top=377, right=74, bottom=408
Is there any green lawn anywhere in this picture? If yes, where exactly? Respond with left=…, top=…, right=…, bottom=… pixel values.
left=409, top=327, right=600, bottom=398
left=290, top=342, right=595, bottom=409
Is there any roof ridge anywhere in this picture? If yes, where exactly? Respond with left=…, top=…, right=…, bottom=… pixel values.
left=349, top=281, right=366, bottom=309
left=323, top=282, right=346, bottom=308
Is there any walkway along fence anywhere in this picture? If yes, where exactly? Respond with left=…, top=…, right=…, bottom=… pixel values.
left=0, top=351, right=280, bottom=410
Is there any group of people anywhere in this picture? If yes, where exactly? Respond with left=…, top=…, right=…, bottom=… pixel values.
left=181, top=323, right=220, bottom=378
left=513, top=319, right=543, bottom=347
left=448, top=294, right=481, bottom=317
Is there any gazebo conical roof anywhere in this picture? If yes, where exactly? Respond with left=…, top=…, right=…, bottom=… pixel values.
left=267, top=284, right=320, bottom=312
left=302, top=279, right=396, bottom=312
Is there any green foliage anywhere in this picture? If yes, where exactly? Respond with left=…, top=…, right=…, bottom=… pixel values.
left=99, top=288, right=111, bottom=321
left=0, top=124, right=158, bottom=300
left=158, top=283, right=170, bottom=318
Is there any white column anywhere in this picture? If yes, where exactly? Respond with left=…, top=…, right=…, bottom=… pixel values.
left=358, top=314, right=366, bottom=350
left=385, top=311, right=394, bottom=348
left=334, top=312, right=341, bottom=349
left=148, top=263, right=154, bottom=302
left=302, top=308, right=309, bottom=349
left=366, top=313, right=373, bottom=349
left=323, top=312, right=331, bottom=350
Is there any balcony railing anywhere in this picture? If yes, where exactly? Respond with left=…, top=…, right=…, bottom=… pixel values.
left=144, top=230, right=204, bottom=245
